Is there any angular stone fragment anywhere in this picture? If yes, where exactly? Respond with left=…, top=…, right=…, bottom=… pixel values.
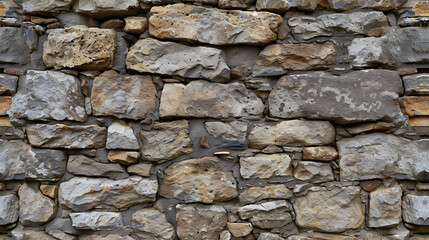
left=126, top=39, right=230, bottom=82
left=11, top=230, right=56, bottom=240
left=249, top=120, right=335, bottom=149
left=256, top=0, right=328, bottom=12
left=67, top=155, right=124, bottom=177
left=368, top=185, right=402, bottom=228
left=124, top=17, right=147, bottom=34
left=131, top=208, right=175, bottom=240
left=400, top=97, right=429, bottom=117
left=70, top=212, right=123, bottom=230
left=27, top=124, right=107, bottom=149
left=91, top=70, right=156, bottom=120
left=59, top=176, right=158, bottom=211
left=127, top=163, right=152, bottom=177
left=176, top=204, right=227, bottom=240
left=403, top=74, right=429, bottom=95
left=0, top=27, right=29, bottom=64
left=106, top=122, right=139, bottom=150
left=348, top=37, right=393, bottom=68
left=0, top=74, right=18, bottom=95
left=43, top=26, right=116, bottom=70
left=302, top=146, right=338, bottom=161
left=73, top=0, right=140, bottom=18
left=0, top=96, right=11, bottom=116
left=293, top=161, right=334, bottom=183
left=402, top=194, right=429, bottom=226
left=219, top=0, right=254, bottom=9
left=19, top=183, right=56, bottom=226
left=79, top=235, right=133, bottom=240
left=160, top=157, right=237, bottom=203
left=240, top=154, right=292, bottom=179
left=409, top=117, right=429, bottom=136
left=8, top=70, right=87, bottom=122
left=149, top=3, right=282, bottom=45
left=0, top=116, right=12, bottom=135
left=227, top=223, right=253, bottom=237
left=159, top=81, right=264, bottom=119
left=23, top=0, right=74, bottom=14
left=258, top=233, right=284, bottom=240
left=140, top=120, right=193, bottom=162
left=390, top=28, right=429, bottom=64
left=287, top=233, right=357, bottom=240
left=239, top=185, right=293, bottom=204
left=40, top=185, right=58, bottom=199
left=204, top=121, right=248, bottom=142
left=269, top=70, right=403, bottom=124
left=239, top=200, right=292, bottom=229
left=108, top=151, right=139, bottom=165
left=0, top=195, right=18, bottom=225
left=293, top=186, right=363, bottom=233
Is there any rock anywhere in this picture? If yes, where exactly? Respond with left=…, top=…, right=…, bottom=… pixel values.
left=239, top=185, right=293, bottom=204
left=160, top=157, right=237, bottom=203
left=360, top=180, right=382, bottom=192
left=106, top=122, right=139, bottom=150
left=293, top=186, right=364, bottom=233
left=124, top=17, right=147, bottom=34
left=258, top=232, right=284, bottom=240
left=0, top=74, right=18, bottom=95
left=409, top=117, right=429, bottom=136
left=43, top=26, right=116, bottom=70
left=79, top=234, right=133, bottom=240
left=0, top=117, right=12, bottom=135
left=338, top=133, right=429, bottom=181
left=256, top=0, right=329, bottom=12
left=140, top=120, right=193, bottom=162
left=227, top=223, right=253, bottom=237
left=59, top=176, right=158, bottom=211
left=48, top=230, right=76, bottom=240
left=390, top=28, right=429, bottom=64
left=400, top=97, right=429, bottom=117
left=403, top=74, right=429, bottom=95
left=204, top=121, right=248, bottom=142
left=159, top=81, right=264, bottom=119
left=149, top=3, right=282, bottom=45
left=108, top=151, right=140, bottom=165
left=219, top=230, right=231, bottom=240
left=100, top=19, right=124, bottom=29
left=248, top=120, right=335, bottom=149
left=218, top=0, right=254, bottom=9
left=0, top=195, right=18, bottom=225
left=199, top=136, right=210, bottom=149
left=0, top=27, right=29, bottom=64
left=40, top=185, right=58, bottom=199
left=19, top=183, right=57, bottom=226
left=126, top=39, right=230, bottom=82
left=237, top=200, right=292, bottom=229
left=131, top=208, right=175, bottom=240
left=402, top=194, right=429, bottom=225
left=91, top=70, right=156, bottom=120
left=30, top=16, right=58, bottom=25
left=238, top=200, right=289, bottom=219
left=8, top=70, right=87, bottom=122
left=287, top=233, right=357, bottom=240
left=70, top=212, right=123, bottom=230
left=368, top=185, right=402, bottom=228
left=67, top=155, right=124, bottom=177
left=348, top=37, right=394, bottom=68
left=0, top=96, right=10, bottom=115
left=23, top=0, right=73, bottom=14
left=127, top=163, right=152, bottom=177
left=302, top=146, right=338, bottom=161
left=27, top=124, right=107, bottom=149
left=240, top=154, right=292, bottom=179
left=73, top=0, right=140, bottom=18
left=176, top=204, right=227, bottom=240
left=11, top=230, right=56, bottom=240
left=293, top=161, right=334, bottom=183
left=269, top=70, right=403, bottom=124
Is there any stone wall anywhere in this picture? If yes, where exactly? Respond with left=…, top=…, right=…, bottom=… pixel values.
left=0, top=0, right=429, bottom=239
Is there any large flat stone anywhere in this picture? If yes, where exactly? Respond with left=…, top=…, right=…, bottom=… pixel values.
left=19, top=183, right=56, bottom=226
left=269, top=70, right=403, bottom=124
left=0, top=74, right=18, bottom=95
left=131, top=208, right=175, bottom=240
left=0, top=194, right=18, bottom=225
left=240, top=153, right=293, bottom=179
left=73, top=0, right=139, bottom=18
left=403, top=194, right=429, bottom=226
left=126, top=39, right=230, bottom=82
left=0, top=96, right=11, bottom=116
left=67, top=155, right=124, bottom=177
left=348, top=37, right=394, bottom=68
left=149, top=3, right=282, bottom=45
left=204, top=120, right=248, bottom=142
left=390, top=27, right=429, bottom=64
left=400, top=96, right=429, bottom=117
left=368, top=185, right=402, bottom=228
left=23, top=0, right=74, bottom=14
left=403, top=74, right=429, bottom=95
left=237, top=200, right=292, bottom=229
left=70, top=212, right=123, bottom=230
left=239, top=185, right=293, bottom=204
left=0, top=27, right=29, bottom=64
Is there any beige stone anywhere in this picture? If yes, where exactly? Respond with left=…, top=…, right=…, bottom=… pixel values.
left=108, top=151, right=140, bottom=165
left=239, top=185, right=293, bottom=204
left=23, top=0, right=74, bottom=14
left=127, top=163, right=152, bottom=177
left=124, top=17, right=147, bottom=34
left=400, top=96, right=429, bottom=117
left=302, top=146, right=338, bottom=161
left=287, top=232, right=357, bottom=240
left=131, top=208, right=174, bottom=240
left=67, top=155, right=125, bottom=177
left=0, top=96, right=11, bottom=116
left=360, top=180, right=382, bottom=192
left=0, top=116, right=12, bottom=135
left=19, top=183, right=57, bottom=226
left=409, top=117, right=429, bottom=135
left=218, top=0, right=254, bottom=9
left=227, top=222, right=253, bottom=237
left=293, top=161, right=334, bottom=183
left=40, top=185, right=58, bottom=199
left=368, top=185, right=402, bottom=228
left=240, top=153, right=293, bottom=179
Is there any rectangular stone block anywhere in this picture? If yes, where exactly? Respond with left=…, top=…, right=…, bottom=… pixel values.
left=400, top=96, right=429, bottom=117
left=403, top=74, right=429, bottom=95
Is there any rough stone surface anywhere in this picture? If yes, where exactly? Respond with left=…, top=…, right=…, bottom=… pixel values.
left=239, top=185, right=293, bottom=204
left=239, top=200, right=292, bottom=229
left=368, top=185, right=402, bottom=228
left=73, top=0, right=140, bottom=18
left=293, top=161, right=334, bottom=183
left=131, top=208, right=175, bottom=240
left=59, top=176, right=158, bottom=211
left=0, top=96, right=11, bottom=116
left=402, top=194, right=429, bottom=226
left=40, top=185, right=58, bottom=199
left=219, top=0, right=254, bottom=9
left=127, top=163, right=152, bottom=177
left=400, top=97, right=429, bottom=117
left=0, top=27, right=29, bottom=64
left=240, top=154, right=293, bottom=179
left=108, top=151, right=139, bottom=165
left=302, top=146, right=338, bottom=161
left=123, top=16, right=147, bottom=34
left=258, top=232, right=284, bottom=240
left=227, top=222, right=253, bottom=237
left=19, top=183, right=56, bottom=226
left=67, top=155, right=124, bottom=177
left=106, top=122, right=139, bottom=150
left=204, top=121, right=248, bottom=142
left=11, top=230, right=56, bottom=240
left=0, top=74, right=18, bottom=95
left=403, top=74, right=429, bottom=95
left=70, top=212, right=123, bottom=230
left=348, top=37, right=393, bottom=68
left=409, top=117, right=429, bottom=136
left=287, top=233, right=357, bottom=240
left=149, top=3, right=282, bottom=45
left=160, top=157, right=237, bottom=203
left=23, top=0, right=73, bottom=14
left=391, top=28, right=429, bottom=64
left=0, top=195, right=18, bottom=225
left=78, top=235, right=133, bottom=240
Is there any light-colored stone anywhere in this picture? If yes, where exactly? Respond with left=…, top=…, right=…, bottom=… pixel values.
left=27, top=124, right=107, bottom=149
left=127, top=163, right=152, bottom=177
left=48, top=230, right=76, bottom=240
left=302, top=146, right=338, bottom=161
left=0, top=195, right=18, bottom=225
left=40, top=185, right=58, bottom=199
left=238, top=200, right=289, bottom=219
left=108, top=151, right=140, bottom=165
left=389, top=27, right=429, bottom=64
left=256, top=0, right=328, bottom=12
left=11, top=230, right=55, bottom=240
left=124, top=16, right=147, bottom=34
left=204, top=121, right=248, bottom=142
left=400, top=96, right=429, bottom=117
left=0, top=96, right=11, bottom=116
left=348, top=37, right=393, bottom=68
left=73, top=0, right=140, bottom=18
left=70, top=212, right=123, bottom=230
left=287, top=232, right=357, bottom=240
left=403, top=194, right=429, bottom=225
left=293, top=161, right=334, bottom=183
left=239, top=185, right=293, bottom=204
left=240, top=153, right=292, bottom=179
left=19, top=183, right=56, bottom=226
left=131, top=208, right=174, bottom=240
left=218, top=0, right=254, bottom=9
left=67, top=155, right=124, bottom=177
left=403, top=74, right=429, bottom=95
left=368, top=185, right=402, bottom=228
left=23, top=0, right=73, bottom=14
left=238, top=200, right=292, bottom=229
left=149, top=3, right=282, bottom=45
left=0, top=116, right=12, bottom=135
left=227, top=222, right=253, bottom=237
left=43, top=26, right=116, bottom=70
left=59, top=176, right=158, bottom=211
left=78, top=234, right=133, bottom=240
left=259, top=232, right=284, bottom=240
left=106, top=122, right=139, bottom=150
left=0, top=74, right=18, bottom=95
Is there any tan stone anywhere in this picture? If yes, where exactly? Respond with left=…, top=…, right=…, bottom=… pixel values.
left=30, top=16, right=58, bottom=25
left=100, top=19, right=124, bottom=29
left=288, top=232, right=357, bottom=240
left=40, top=185, right=58, bottom=199
left=409, top=117, right=429, bottom=135
left=124, top=17, right=147, bottom=34
left=400, top=96, right=429, bottom=116
left=0, top=3, right=8, bottom=16
left=302, top=146, right=338, bottom=161
left=131, top=208, right=174, bottom=240
left=0, top=96, right=11, bottom=116
left=0, top=116, right=12, bottom=135
left=227, top=222, right=253, bottom=237
left=414, top=3, right=429, bottom=16
left=239, top=185, right=293, bottom=204
left=219, top=0, right=254, bottom=9
left=240, top=154, right=293, bottom=179
left=417, top=182, right=429, bottom=191
left=108, top=151, right=140, bottom=165
left=360, top=180, right=382, bottom=192
left=127, top=163, right=152, bottom=177
left=73, top=0, right=140, bottom=18
left=293, top=161, right=334, bottom=183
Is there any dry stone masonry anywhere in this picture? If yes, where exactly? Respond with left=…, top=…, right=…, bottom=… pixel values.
left=0, top=0, right=429, bottom=239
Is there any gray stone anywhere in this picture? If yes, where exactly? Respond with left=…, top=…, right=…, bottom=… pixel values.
left=258, top=233, right=284, bottom=240
left=23, top=0, right=74, bottom=14
left=0, top=74, right=18, bottom=95
left=256, top=0, right=328, bottom=12
left=237, top=200, right=289, bottom=219
left=218, top=0, right=254, bottom=9
left=239, top=185, right=293, bottom=204
left=269, top=70, right=404, bottom=124
left=368, top=185, right=402, bottom=228
left=19, top=183, right=57, bottom=226
left=56, top=12, right=91, bottom=27
left=0, top=27, right=29, bottom=64
left=78, top=234, right=134, bottom=240
left=238, top=200, right=292, bottom=229
left=0, top=195, right=18, bottom=225
left=11, top=230, right=55, bottom=240
left=27, top=124, right=107, bottom=149
left=403, top=74, right=429, bottom=95
left=70, top=212, right=123, bottom=230
left=402, top=194, right=429, bottom=225
left=126, top=39, right=230, bottom=82
left=106, top=122, right=139, bottom=150
left=240, top=154, right=293, bottom=179
left=204, top=121, right=248, bottom=142
left=348, top=37, right=394, bottom=68
left=390, top=27, right=429, bottom=64
left=8, top=70, right=87, bottom=122
left=67, top=155, right=124, bottom=177
left=73, top=0, right=140, bottom=18
left=127, top=163, right=152, bottom=177
left=131, top=208, right=175, bottom=240
left=293, top=161, right=334, bottom=183
left=59, top=176, right=158, bottom=211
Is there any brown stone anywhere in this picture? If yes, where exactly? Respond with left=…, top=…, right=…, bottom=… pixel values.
left=366, top=27, right=384, bottom=37
left=30, top=16, right=58, bottom=25
left=40, top=185, right=58, bottom=199
left=360, top=180, right=382, bottom=192
left=108, top=151, right=139, bottom=165
left=239, top=185, right=293, bottom=204
left=0, top=3, right=7, bottom=16
left=100, top=19, right=124, bottom=29
left=302, top=146, right=338, bottom=161
left=0, top=96, right=11, bottom=116
left=127, top=163, right=152, bottom=177
left=400, top=96, right=429, bottom=117
left=47, top=22, right=63, bottom=29
left=218, top=0, right=255, bottom=9
left=414, top=3, right=429, bottom=16
left=0, top=116, right=12, bottom=135
left=409, top=117, right=429, bottom=135
left=399, top=68, right=418, bottom=76
left=199, top=136, right=210, bottom=149
left=227, top=222, right=253, bottom=237
left=124, top=17, right=147, bottom=34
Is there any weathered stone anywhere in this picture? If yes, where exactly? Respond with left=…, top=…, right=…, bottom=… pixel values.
left=287, top=233, right=357, bottom=240
left=400, top=97, right=429, bottom=117
left=403, top=74, right=429, bottom=95
left=131, top=208, right=175, bottom=240
left=238, top=200, right=291, bottom=229
left=108, top=151, right=139, bottom=165
left=348, top=37, right=394, bottom=68
left=258, top=233, right=284, bottom=240
left=269, top=70, right=403, bottom=124
left=204, top=121, right=248, bottom=142
left=106, top=122, right=139, bottom=150
left=70, top=212, right=123, bottom=230
left=239, top=185, right=293, bottom=204
left=218, top=0, right=254, bottom=9
left=91, top=70, right=156, bottom=120
left=409, top=117, right=429, bottom=136
left=124, top=16, right=147, bottom=34
left=390, top=28, right=429, bottom=64
left=100, top=19, right=124, bottom=29
left=43, top=26, right=116, bottom=70
left=0, top=96, right=10, bottom=116
left=403, top=194, right=429, bottom=225
left=240, top=154, right=292, bottom=179
left=227, top=223, right=253, bottom=237
left=360, top=180, right=382, bottom=192
left=67, top=155, right=124, bottom=177
left=0, top=27, right=29, bottom=64
left=127, top=163, right=152, bottom=177
left=140, top=120, right=193, bottom=162
left=149, top=3, right=282, bottom=45
left=30, top=16, right=58, bottom=25
left=293, top=161, right=334, bottom=183
left=294, top=186, right=363, bottom=233
left=79, top=234, right=133, bottom=240
left=0, top=117, right=12, bottom=135
left=248, top=120, right=335, bottom=149
left=73, top=0, right=140, bottom=18
left=160, top=157, right=237, bottom=203
left=8, top=70, right=87, bottom=122
left=40, top=185, right=58, bottom=199
left=159, top=81, right=264, bottom=119
left=302, top=146, right=338, bottom=161
left=0, top=74, right=18, bottom=95
left=0, top=195, right=18, bottom=225
left=48, top=230, right=76, bottom=240
left=338, top=133, right=429, bottom=181
left=59, top=176, right=158, bottom=211
left=11, top=230, right=55, bottom=240
left=126, top=39, right=230, bottom=82
left=176, top=204, right=227, bottom=240
left=27, top=124, right=107, bottom=149
left=19, top=183, right=56, bottom=226
left=23, top=0, right=73, bottom=14
left=368, top=185, right=402, bottom=228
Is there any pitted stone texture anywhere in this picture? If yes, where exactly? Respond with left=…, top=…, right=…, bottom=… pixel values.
left=149, top=3, right=282, bottom=46
left=293, top=161, right=334, bottom=183
left=403, top=74, right=429, bottom=95
left=269, top=70, right=403, bottom=124
left=368, top=185, right=402, bottom=228
left=23, top=0, right=73, bottom=14
left=19, top=183, right=56, bottom=226
left=160, top=157, right=237, bottom=203
left=390, top=28, right=429, bottom=64
left=302, top=146, right=338, bottom=161
left=70, top=212, right=123, bottom=230
left=240, top=154, right=292, bottom=179
left=27, top=124, right=107, bottom=149
left=348, top=37, right=394, bottom=68
left=73, top=0, right=139, bottom=18
left=124, top=17, right=147, bottom=34
left=204, top=121, right=248, bottom=142
left=294, top=186, right=363, bottom=233
left=402, top=194, right=429, bottom=226
left=67, top=155, right=124, bottom=177
left=140, top=120, right=193, bottom=162
left=176, top=204, right=227, bottom=240
left=107, top=122, right=139, bottom=150
left=8, top=70, right=86, bottom=122
left=248, top=120, right=335, bottom=149
left=219, top=0, right=254, bottom=9
left=338, top=133, right=429, bottom=181
left=126, top=39, right=230, bottom=82
left=239, top=185, right=293, bottom=204
left=159, top=81, right=264, bottom=119
left=131, top=208, right=175, bottom=240
left=0, top=195, right=18, bottom=225
left=59, top=176, right=158, bottom=211
left=91, top=70, right=156, bottom=120
left=43, top=26, right=116, bottom=70
left=0, top=27, right=29, bottom=64
left=0, top=74, right=18, bottom=95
